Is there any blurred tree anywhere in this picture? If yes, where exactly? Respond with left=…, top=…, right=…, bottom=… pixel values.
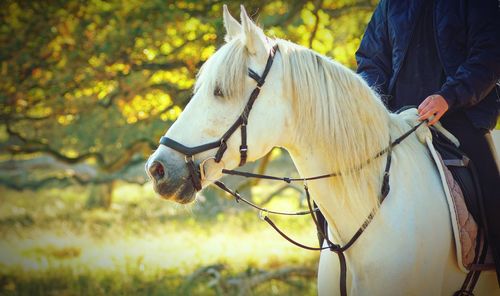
left=0, top=0, right=376, bottom=205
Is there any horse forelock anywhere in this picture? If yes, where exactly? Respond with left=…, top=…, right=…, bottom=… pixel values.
left=194, top=38, right=249, bottom=101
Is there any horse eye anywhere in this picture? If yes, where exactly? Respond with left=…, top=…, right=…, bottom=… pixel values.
left=213, top=87, right=223, bottom=97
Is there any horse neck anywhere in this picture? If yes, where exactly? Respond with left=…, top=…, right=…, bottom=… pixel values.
left=285, top=82, right=391, bottom=243
left=287, top=145, right=387, bottom=244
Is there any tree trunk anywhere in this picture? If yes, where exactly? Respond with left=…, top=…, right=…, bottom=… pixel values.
left=85, top=181, right=114, bottom=209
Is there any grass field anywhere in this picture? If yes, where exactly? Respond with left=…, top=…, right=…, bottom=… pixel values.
left=0, top=180, right=320, bottom=295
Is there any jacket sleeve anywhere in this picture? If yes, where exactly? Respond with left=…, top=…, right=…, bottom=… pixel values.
left=437, top=0, right=500, bottom=108
left=355, top=0, right=392, bottom=98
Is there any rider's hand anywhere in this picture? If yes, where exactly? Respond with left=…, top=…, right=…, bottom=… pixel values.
left=418, top=94, right=449, bottom=126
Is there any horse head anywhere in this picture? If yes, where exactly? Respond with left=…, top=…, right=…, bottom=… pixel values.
left=146, top=6, right=291, bottom=204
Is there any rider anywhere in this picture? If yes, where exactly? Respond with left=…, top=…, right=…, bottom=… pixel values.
left=355, top=0, right=500, bottom=284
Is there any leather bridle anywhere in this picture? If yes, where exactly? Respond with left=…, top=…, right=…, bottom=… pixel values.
left=159, top=44, right=279, bottom=191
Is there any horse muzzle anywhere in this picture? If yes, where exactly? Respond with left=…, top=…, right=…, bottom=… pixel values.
left=145, top=155, right=197, bottom=204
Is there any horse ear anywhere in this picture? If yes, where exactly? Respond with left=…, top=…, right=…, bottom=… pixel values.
left=223, top=5, right=241, bottom=42
left=240, top=5, right=266, bottom=56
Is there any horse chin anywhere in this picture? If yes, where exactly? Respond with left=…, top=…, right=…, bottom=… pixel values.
left=154, top=180, right=197, bottom=204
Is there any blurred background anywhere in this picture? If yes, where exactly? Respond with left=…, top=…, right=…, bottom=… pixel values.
left=1, top=1, right=498, bottom=295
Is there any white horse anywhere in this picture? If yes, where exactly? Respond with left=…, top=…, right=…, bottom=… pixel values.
left=146, top=6, right=499, bottom=295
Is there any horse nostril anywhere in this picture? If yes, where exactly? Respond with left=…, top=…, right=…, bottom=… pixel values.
left=149, top=160, right=166, bottom=181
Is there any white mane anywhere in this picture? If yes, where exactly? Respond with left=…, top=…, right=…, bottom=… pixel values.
left=195, top=35, right=402, bottom=226
left=194, top=38, right=249, bottom=100
left=277, top=39, right=391, bottom=224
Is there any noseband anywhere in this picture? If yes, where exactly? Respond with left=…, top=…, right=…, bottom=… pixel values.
left=158, top=45, right=279, bottom=191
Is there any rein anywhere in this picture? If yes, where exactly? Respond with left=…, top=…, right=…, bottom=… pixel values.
left=213, top=120, right=424, bottom=296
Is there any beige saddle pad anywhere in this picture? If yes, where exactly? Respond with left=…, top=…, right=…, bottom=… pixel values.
left=426, top=135, right=495, bottom=272
left=398, top=109, right=494, bottom=273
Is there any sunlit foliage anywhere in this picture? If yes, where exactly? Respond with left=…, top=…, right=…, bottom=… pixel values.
left=0, top=1, right=380, bottom=294
left=0, top=0, right=377, bottom=188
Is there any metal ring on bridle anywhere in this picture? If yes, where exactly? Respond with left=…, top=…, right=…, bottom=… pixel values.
left=199, top=157, right=225, bottom=182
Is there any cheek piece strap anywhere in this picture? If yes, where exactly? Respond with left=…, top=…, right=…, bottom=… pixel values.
left=158, top=45, right=279, bottom=191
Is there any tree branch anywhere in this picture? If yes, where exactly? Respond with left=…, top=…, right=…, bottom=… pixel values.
left=130, top=60, right=190, bottom=72
left=3, top=124, right=107, bottom=165
left=179, top=264, right=316, bottom=296
left=2, top=124, right=156, bottom=172
left=309, top=0, right=323, bottom=49
left=322, top=1, right=374, bottom=19
left=227, top=266, right=316, bottom=296
left=104, top=139, right=154, bottom=172
left=263, top=0, right=308, bottom=27
left=0, top=156, right=148, bottom=191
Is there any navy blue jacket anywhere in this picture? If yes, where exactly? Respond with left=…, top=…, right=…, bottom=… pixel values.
left=356, top=0, right=500, bottom=130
